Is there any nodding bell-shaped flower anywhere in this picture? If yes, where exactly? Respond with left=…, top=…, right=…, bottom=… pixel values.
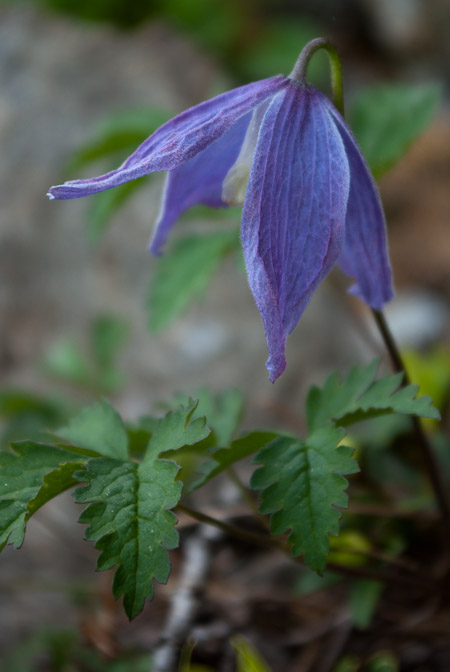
left=48, top=41, right=393, bottom=382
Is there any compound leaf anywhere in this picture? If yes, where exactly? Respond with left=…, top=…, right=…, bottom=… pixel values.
left=0, top=441, right=83, bottom=548
left=54, top=400, right=129, bottom=460
left=306, top=360, right=440, bottom=432
left=251, top=427, right=359, bottom=574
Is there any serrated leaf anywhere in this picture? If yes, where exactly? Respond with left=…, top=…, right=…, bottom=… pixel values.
left=188, top=431, right=278, bottom=493
left=251, top=427, right=359, bottom=574
left=148, top=230, right=239, bottom=332
left=145, top=399, right=210, bottom=459
left=0, top=442, right=83, bottom=548
left=72, top=402, right=210, bottom=618
left=350, top=83, right=441, bottom=177
left=74, top=456, right=182, bottom=619
left=54, top=400, right=129, bottom=460
left=306, top=360, right=440, bottom=433
left=170, top=388, right=244, bottom=447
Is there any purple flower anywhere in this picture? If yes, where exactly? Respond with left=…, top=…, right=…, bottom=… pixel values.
left=48, top=73, right=393, bottom=382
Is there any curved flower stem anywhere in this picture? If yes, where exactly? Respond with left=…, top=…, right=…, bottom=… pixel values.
left=372, top=309, right=450, bottom=534
left=290, top=38, right=344, bottom=115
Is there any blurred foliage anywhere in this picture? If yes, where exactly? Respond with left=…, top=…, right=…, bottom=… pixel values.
left=68, top=107, right=171, bottom=244
left=350, top=83, right=441, bottom=178
left=1, top=626, right=149, bottom=671
left=20, top=0, right=329, bottom=84
left=42, top=314, right=128, bottom=393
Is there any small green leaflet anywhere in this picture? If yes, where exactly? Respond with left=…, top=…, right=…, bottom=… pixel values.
left=170, top=387, right=244, bottom=447
left=54, top=399, right=129, bottom=460
left=0, top=441, right=83, bottom=548
left=350, top=83, right=441, bottom=178
left=251, top=427, right=359, bottom=574
left=306, top=359, right=440, bottom=433
left=145, top=400, right=210, bottom=458
left=74, top=402, right=210, bottom=619
left=148, top=230, right=240, bottom=332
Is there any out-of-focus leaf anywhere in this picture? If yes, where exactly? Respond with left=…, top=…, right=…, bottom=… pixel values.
left=239, top=17, right=327, bottom=85
left=232, top=636, right=272, bottom=672
left=86, top=178, right=147, bottom=244
left=148, top=230, right=240, bottom=332
left=54, top=400, right=129, bottom=460
left=350, top=83, right=441, bottom=178
left=69, top=108, right=172, bottom=170
left=42, top=339, right=92, bottom=387
left=366, top=651, right=399, bottom=672
left=349, top=579, right=383, bottom=630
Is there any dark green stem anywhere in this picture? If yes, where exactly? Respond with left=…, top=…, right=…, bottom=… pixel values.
left=372, top=309, right=450, bottom=533
left=290, top=38, right=344, bottom=115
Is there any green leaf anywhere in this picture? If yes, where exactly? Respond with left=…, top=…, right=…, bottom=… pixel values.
left=69, top=107, right=172, bottom=170
left=232, top=636, right=272, bottom=672
left=349, top=579, right=383, bottom=630
left=0, top=441, right=83, bottom=548
left=86, top=178, right=148, bottom=244
left=146, top=400, right=210, bottom=459
left=148, top=230, right=240, bottom=332
left=170, top=388, right=244, bottom=447
left=73, top=402, right=210, bottom=618
left=350, top=83, right=441, bottom=178
left=188, top=431, right=278, bottom=493
left=251, top=427, right=359, bottom=574
left=74, top=456, right=180, bottom=620
left=54, top=400, right=129, bottom=460
left=239, top=17, right=327, bottom=86
left=306, top=359, right=440, bottom=433
left=42, top=339, right=92, bottom=386
left=90, top=314, right=128, bottom=390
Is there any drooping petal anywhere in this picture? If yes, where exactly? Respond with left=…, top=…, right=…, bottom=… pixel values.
left=47, top=76, right=289, bottom=200
left=319, top=93, right=394, bottom=309
left=149, top=112, right=251, bottom=254
left=242, top=83, right=350, bottom=382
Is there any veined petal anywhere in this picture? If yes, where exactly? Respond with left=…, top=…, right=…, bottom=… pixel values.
left=242, top=84, right=350, bottom=382
left=150, top=113, right=251, bottom=254
left=47, top=76, right=289, bottom=200
left=319, top=93, right=394, bottom=309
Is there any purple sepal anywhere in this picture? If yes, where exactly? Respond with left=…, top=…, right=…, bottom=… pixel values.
left=241, top=84, right=350, bottom=382
left=149, top=113, right=250, bottom=254
left=47, top=76, right=289, bottom=200
left=319, top=93, right=394, bottom=309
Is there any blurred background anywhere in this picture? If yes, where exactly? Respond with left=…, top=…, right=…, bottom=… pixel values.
left=1, top=0, right=450, bottom=670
